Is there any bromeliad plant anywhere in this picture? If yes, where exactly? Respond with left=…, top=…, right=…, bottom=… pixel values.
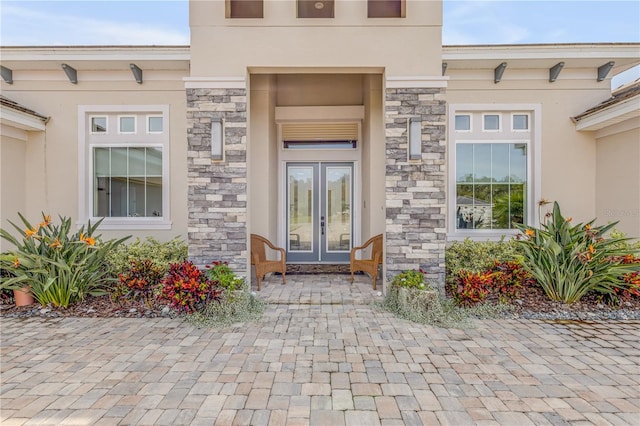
left=0, top=213, right=129, bottom=308
left=515, top=202, right=640, bottom=304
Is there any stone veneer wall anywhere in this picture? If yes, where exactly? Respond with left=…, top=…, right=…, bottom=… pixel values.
left=385, top=87, right=447, bottom=285
left=186, top=88, right=248, bottom=274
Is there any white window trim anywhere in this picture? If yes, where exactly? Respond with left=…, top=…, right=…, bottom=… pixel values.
left=147, top=115, right=163, bottom=134
left=482, top=113, right=501, bottom=132
left=447, top=104, right=542, bottom=241
left=90, top=115, right=108, bottom=135
left=78, top=105, right=171, bottom=230
left=454, top=113, right=472, bottom=132
left=511, top=113, right=530, bottom=132
left=118, top=115, right=137, bottom=134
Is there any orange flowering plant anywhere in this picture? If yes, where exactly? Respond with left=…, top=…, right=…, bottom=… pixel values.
left=514, top=202, right=640, bottom=304
left=0, top=213, right=129, bottom=308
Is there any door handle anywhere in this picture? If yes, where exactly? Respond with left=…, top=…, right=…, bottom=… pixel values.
left=321, top=216, right=325, bottom=236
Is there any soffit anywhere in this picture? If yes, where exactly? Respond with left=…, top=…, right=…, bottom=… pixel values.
left=0, top=46, right=191, bottom=71
left=442, top=43, right=640, bottom=73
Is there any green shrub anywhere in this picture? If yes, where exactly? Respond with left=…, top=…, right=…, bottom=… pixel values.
left=0, top=213, right=128, bottom=308
left=445, top=238, right=522, bottom=293
left=514, top=202, right=640, bottom=303
left=106, top=237, right=187, bottom=277
left=205, top=261, right=245, bottom=293
left=390, top=269, right=432, bottom=290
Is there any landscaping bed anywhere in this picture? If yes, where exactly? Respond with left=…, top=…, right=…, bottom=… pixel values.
left=2, top=283, right=640, bottom=321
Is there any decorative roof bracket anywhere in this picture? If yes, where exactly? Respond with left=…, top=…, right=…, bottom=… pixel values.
left=61, top=63, right=77, bottom=84
left=1, top=66, right=13, bottom=84
left=597, top=61, right=615, bottom=82
left=494, top=62, right=507, bottom=84
left=549, top=62, right=564, bottom=83
left=130, top=63, right=143, bottom=84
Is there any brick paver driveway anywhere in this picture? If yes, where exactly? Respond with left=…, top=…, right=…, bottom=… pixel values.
left=1, top=275, right=639, bottom=425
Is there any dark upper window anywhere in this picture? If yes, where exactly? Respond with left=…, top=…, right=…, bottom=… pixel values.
left=368, top=0, right=405, bottom=18
left=227, top=0, right=263, bottom=18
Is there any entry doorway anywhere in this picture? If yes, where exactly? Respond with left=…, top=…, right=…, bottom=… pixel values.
left=286, top=162, right=353, bottom=262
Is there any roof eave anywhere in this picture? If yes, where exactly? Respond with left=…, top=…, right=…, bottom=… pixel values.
left=574, top=95, right=640, bottom=131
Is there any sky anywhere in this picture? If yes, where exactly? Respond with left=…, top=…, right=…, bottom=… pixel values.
left=1, top=0, right=639, bottom=85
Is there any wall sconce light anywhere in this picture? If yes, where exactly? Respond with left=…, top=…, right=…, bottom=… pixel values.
left=597, top=61, right=615, bottom=82
left=130, top=63, right=143, bottom=84
left=211, top=118, right=224, bottom=161
left=442, top=62, right=448, bottom=76
left=408, top=117, right=422, bottom=161
left=1, top=66, right=13, bottom=84
left=494, top=62, right=507, bottom=84
left=61, top=63, right=77, bottom=84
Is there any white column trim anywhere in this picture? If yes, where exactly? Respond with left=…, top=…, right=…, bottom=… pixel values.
left=385, top=76, right=449, bottom=89
left=184, top=76, right=247, bottom=89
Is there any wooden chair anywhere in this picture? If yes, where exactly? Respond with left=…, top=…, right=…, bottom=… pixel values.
left=350, top=234, right=383, bottom=290
left=251, top=234, right=286, bottom=291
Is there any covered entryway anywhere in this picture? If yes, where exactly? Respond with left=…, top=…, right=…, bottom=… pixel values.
left=248, top=72, right=386, bottom=269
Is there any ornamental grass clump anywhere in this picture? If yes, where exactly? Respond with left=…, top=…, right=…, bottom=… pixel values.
left=0, top=213, right=129, bottom=308
left=515, top=202, right=640, bottom=304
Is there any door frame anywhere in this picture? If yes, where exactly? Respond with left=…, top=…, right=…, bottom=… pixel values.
left=285, top=162, right=355, bottom=263
left=276, top=110, right=363, bottom=263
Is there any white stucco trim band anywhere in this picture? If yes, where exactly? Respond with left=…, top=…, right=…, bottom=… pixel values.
left=385, top=76, right=449, bottom=88
left=184, top=77, right=247, bottom=89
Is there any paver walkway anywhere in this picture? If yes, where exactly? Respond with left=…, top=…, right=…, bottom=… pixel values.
left=1, top=274, right=639, bottom=425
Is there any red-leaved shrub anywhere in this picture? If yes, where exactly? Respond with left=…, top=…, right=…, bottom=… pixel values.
left=159, top=261, right=221, bottom=314
left=455, top=271, right=492, bottom=307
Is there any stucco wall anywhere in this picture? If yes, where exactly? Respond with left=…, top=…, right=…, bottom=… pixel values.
left=595, top=123, right=640, bottom=238
left=447, top=72, right=611, bottom=225
left=189, top=0, right=443, bottom=78
left=248, top=74, right=279, bottom=242
left=0, top=78, right=189, bottom=243
left=0, top=134, right=27, bottom=252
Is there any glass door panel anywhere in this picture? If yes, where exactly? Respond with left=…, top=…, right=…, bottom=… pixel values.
left=322, top=164, right=352, bottom=262
left=287, top=164, right=318, bottom=262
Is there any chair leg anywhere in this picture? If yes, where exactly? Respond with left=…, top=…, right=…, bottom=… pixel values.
left=350, top=271, right=354, bottom=285
left=372, top=273, right=377, bottom=291
left=256, top=273, right=262, bottom=291
left=282, top=272, right=286, bottom=285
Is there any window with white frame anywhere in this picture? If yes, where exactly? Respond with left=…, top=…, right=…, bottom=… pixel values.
left=449, top=107, right=540, bottom=236
left=79, top=106, right=170, bottom=229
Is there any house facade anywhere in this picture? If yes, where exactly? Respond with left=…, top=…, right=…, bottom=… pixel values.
left=1, top=0, right=639, bottom=290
